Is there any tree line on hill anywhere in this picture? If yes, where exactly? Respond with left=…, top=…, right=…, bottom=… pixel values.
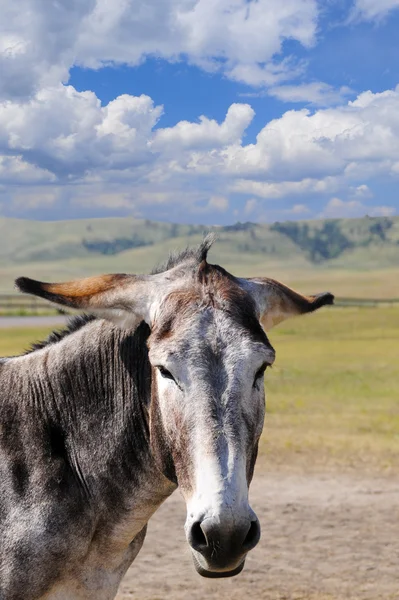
left=80, top=216, right=397, bottom=263
left=270, top=217, right=395, bottom=262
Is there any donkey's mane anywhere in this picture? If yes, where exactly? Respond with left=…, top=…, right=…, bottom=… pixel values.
left=24, top=314, right=97, bottom=354
left=151, top=233, right=214, bottom=274
left=24, top=235, right=215, bottom=355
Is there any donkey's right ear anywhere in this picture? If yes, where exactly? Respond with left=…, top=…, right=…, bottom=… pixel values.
left=241, top=277, right=334, bottom=330
left=15, top=273, right=152, bottom=330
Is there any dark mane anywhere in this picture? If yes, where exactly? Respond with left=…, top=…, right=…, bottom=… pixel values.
left=22, top=236, right=216, bottom=355
left=24, top=314, right=97, bottom=355
left=151, top=233, right=215, bottom=274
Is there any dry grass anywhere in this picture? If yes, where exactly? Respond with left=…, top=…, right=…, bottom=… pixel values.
left=0, top=325, right=56, bottom=356
left=261, top=305, right=399, bottom=474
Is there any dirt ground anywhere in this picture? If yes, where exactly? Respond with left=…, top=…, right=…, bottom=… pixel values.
left=116, top=470, right=399, bottom=600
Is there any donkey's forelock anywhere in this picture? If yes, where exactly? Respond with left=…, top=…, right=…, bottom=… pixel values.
left=151, top=263, right=268, bottom=348
left=152, top=233, right=216, bottom=274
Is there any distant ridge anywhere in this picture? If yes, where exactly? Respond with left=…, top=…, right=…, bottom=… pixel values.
left=0, top=214, right=398, bottom=266
left=0, top=215, right=398, bottom=293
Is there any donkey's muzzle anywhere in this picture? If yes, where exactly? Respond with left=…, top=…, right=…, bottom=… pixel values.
left=187, top=516, right=261, bottom=577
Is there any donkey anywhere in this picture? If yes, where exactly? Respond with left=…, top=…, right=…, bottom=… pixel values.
left=0, top=238, right=333, bottom=600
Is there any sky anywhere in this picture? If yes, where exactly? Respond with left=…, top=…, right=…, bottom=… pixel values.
left=1, top=0, right=399, bottom=225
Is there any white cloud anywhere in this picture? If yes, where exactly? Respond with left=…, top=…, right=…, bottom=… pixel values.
left=0, top=0, right=94, bottom=99
left=1, top=79, right=399, bottom=220
left=352, top=184, right=373, bottom=199
left=77, top=0, right=318, bottom=86
left=290, top=203, right=311, bottom=214
left=208, top=195, right=229, bottom=212
left=370, top=206, right=397, bottom=217
left=0, top=86, right=162, bottom=178
left=243, top=198, right=310, bottom=221
left=195, top=85, right=399, bottom=189
left=230, top=177, right=338, bottom=199
left=320, top=197, right=396, bottom=219
left=0, top=155, right=55, bottom=184
left=228, top=57, right=306, bottom=87
left=153, top=104, right=254, bottom=151
left=352, top=0, right=399, bottom=21
left=0, top=0, right=319, bottom=100
left=268, top=82, right=353, bottom=106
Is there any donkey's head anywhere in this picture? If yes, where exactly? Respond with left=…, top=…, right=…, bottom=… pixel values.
left=16, top=237, right=333, bottom=578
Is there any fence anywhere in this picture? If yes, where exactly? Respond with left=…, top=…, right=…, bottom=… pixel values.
left=335, top=297, right=399, bottom=307
left=0, top=293, right=398, bottom=316
left=0, top=294, right=65, bottom=315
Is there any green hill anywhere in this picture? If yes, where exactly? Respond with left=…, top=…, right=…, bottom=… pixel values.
left=0, top=215, right=398, bottom=297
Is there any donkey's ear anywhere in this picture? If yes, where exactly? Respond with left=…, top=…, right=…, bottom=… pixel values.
left=243, top=277, right=334, bottom=330
left=15, top=274, right=151, bottom=330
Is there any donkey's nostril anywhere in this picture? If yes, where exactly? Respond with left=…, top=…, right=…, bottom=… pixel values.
left=243, top=519, right=261, bottom=551
left=190, top=521, right=208, bottom=549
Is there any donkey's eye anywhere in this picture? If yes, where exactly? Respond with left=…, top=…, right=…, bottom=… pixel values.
left=157, top=366, right=176, bottom=382
left=253, top=363, right=268, bottom=387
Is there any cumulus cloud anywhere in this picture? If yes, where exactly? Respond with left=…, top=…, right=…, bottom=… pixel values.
left=207, top=195, right=229, bottom=212
left=352, top=0, right=399, bottom=21
left=0, top=0, right=399, bottom=222
left=76, top=0, right=318, bottom=87
left=268, top=82, right=353, bottom=107
left=153, top=104, right=254, bottom=151
left=0, top=0, right=94, bottom=99
left=290, top=203, right=311, bottom=215
left=0, top=84, right=399, bottom=219
left=198, top=85, right=399, bottom=190
left=0, top=0, right=318, bottom=100
left=0, top=155, right=55, bottom=184
left=352, top=184, right=373, bottom=199
left=0, top=86, right=162, bottom=178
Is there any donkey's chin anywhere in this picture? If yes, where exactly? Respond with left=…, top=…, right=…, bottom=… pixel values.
left=191, top=552, right=246, bottom=579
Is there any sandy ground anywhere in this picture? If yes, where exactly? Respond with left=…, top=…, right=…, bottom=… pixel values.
left=116, top=471, right=399, bottom=600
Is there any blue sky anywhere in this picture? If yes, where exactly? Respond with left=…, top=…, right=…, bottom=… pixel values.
left=1, top=0, right=399, bottom=224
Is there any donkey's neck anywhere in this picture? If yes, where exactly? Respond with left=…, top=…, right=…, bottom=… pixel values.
left=16, top=318, right=175, bottom=543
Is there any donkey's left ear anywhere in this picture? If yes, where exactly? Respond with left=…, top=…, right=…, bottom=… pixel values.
left=15, top=273, right=152, bottom=330
left=242, top=277, right=334, bottom=330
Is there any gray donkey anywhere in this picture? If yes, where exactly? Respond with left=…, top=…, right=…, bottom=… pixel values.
left=0, top=238, right=333, bottom=599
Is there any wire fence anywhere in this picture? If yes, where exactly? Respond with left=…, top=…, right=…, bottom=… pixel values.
left=334, top=297, right=399, bottom=307
left=0, top=294, right=398, bottom=316
left=0, top=294, right=65, bottom=315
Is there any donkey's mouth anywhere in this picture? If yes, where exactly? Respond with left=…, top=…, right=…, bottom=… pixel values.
left=192, top=553, right=245, bottom=578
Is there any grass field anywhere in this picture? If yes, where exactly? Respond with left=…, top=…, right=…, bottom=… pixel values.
left=263, top=305, right=399, bottom=473
left=2, top=305, right=398, bottom=473
left=0, top=326, right=56, bottom=356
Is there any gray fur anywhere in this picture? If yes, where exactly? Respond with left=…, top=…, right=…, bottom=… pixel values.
left=0, top=320, right=174, bottom=599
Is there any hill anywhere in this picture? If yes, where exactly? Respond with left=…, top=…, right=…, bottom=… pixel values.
left=0, top=215, right=398, bottom=297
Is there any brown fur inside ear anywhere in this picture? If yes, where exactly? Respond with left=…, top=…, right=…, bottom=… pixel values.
left=15, top=274, right=130, bottom=309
